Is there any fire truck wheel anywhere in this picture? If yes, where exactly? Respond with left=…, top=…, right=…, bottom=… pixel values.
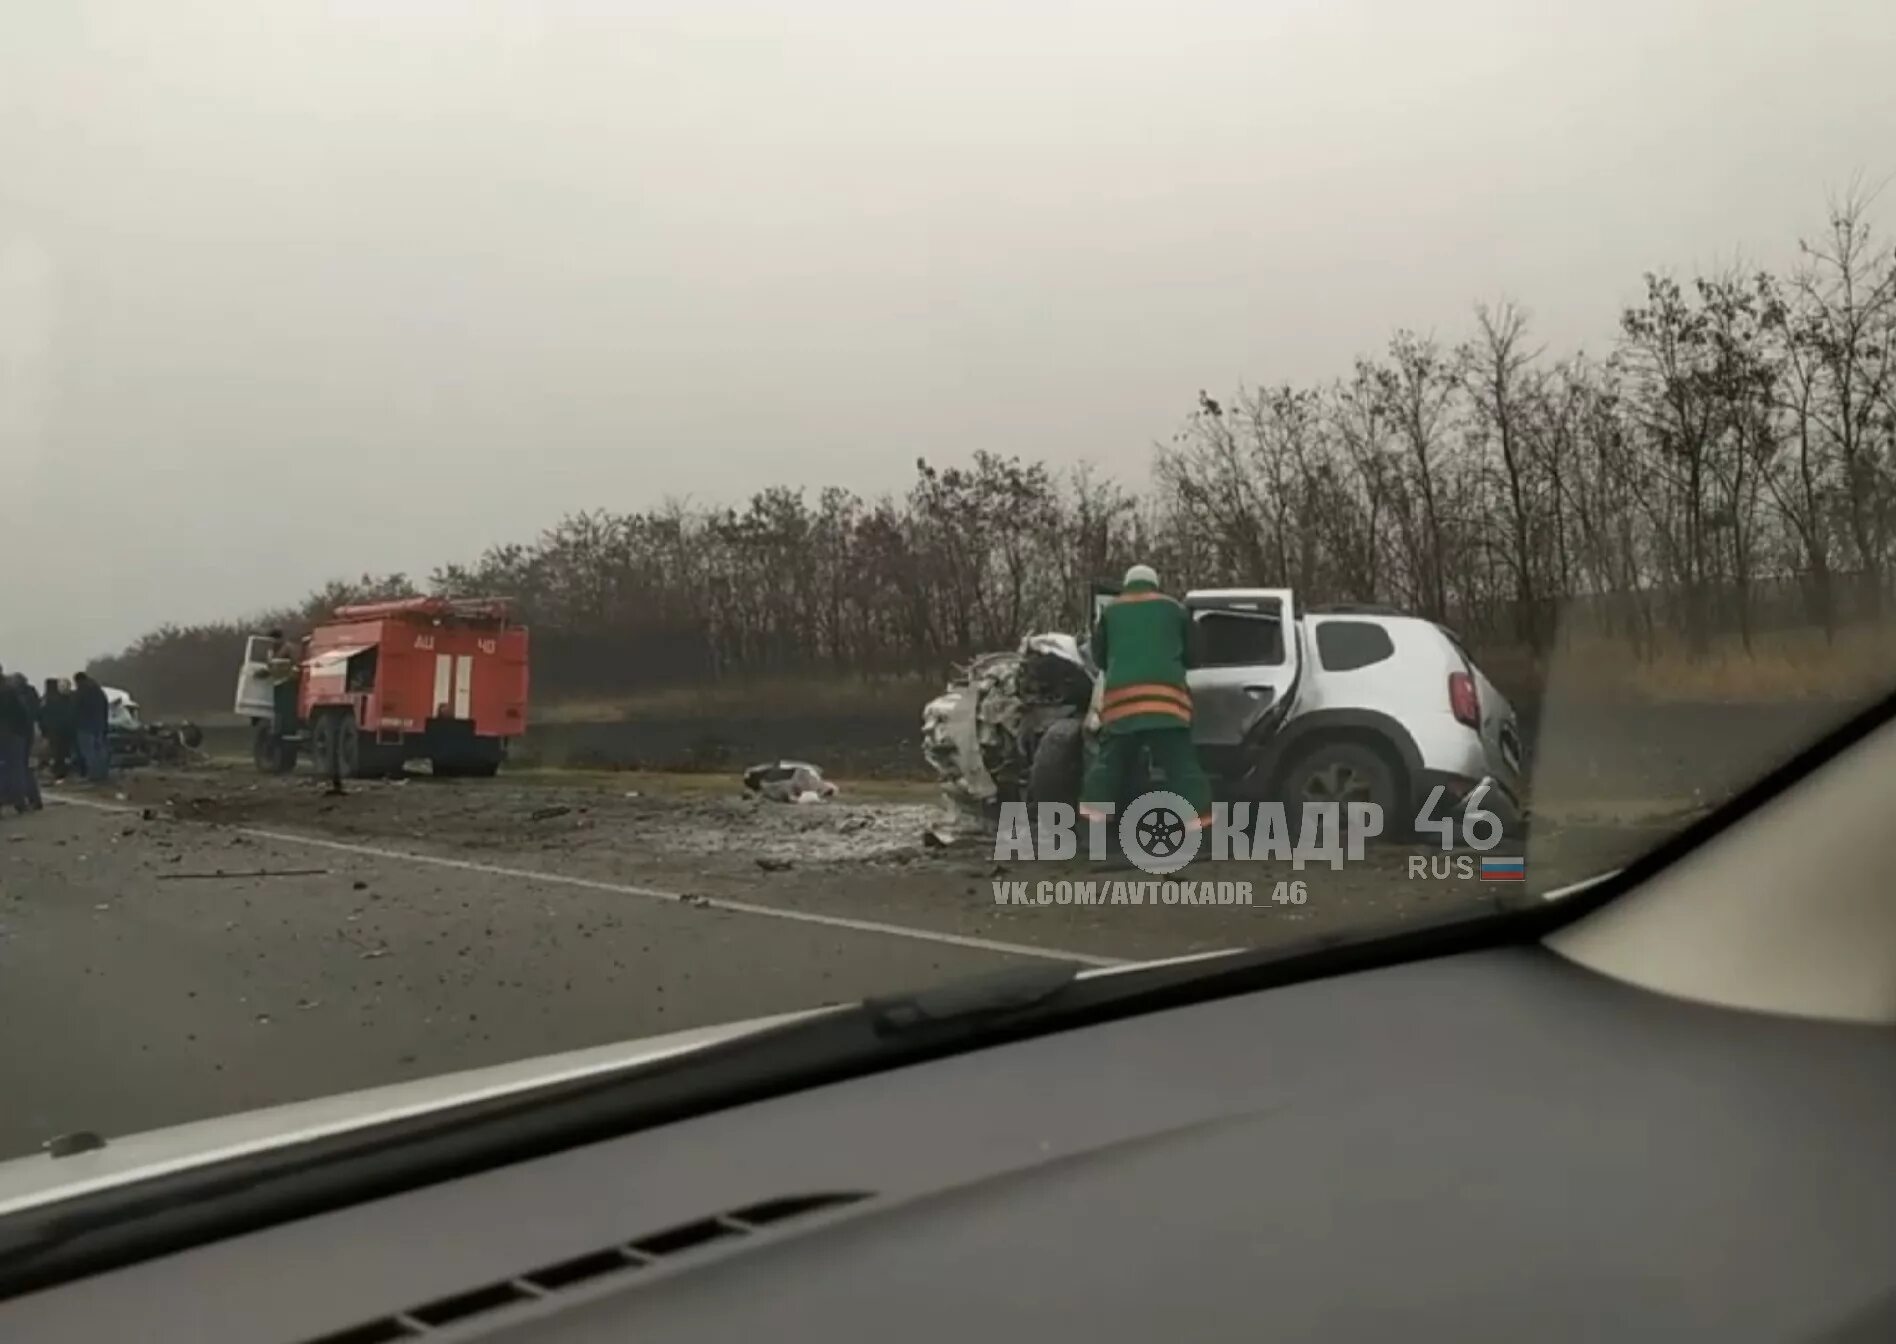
left=336, top=715, right=364, bottom=778
left=307, top=713, right=337, bottom=771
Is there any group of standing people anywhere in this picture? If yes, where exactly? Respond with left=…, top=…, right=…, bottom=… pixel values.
left=0, top=666, right=113, bottom=816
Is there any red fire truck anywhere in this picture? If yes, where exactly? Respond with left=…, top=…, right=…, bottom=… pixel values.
left=235, top=597, right=529, bottom=777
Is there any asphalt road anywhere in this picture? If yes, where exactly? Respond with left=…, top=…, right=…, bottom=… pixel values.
left=0, top=800, right=1030, bottom=1159
left=0, top=774, right=1668, bottom=1160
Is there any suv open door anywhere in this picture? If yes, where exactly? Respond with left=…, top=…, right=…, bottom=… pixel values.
left=1184, top=589, right=1302, bottom=748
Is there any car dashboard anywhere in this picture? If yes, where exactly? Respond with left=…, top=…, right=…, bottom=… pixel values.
left=1, top=946, right=1889, bottom=1344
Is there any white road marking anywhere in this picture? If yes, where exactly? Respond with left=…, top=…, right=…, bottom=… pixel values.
left=46, top=794, right=1124, bottom=968
left=1541, top=870, right=1620, bottom=902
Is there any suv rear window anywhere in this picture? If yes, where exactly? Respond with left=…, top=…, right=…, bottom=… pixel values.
left=1315, top=620, right=1395, bottom=671
left=1194, top=612, right=1284, bottom=667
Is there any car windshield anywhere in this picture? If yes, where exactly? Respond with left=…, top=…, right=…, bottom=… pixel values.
left=4, top=4, right=1894, bottom=1165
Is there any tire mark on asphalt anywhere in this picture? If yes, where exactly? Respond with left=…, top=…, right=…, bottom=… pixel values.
left=46, top=794, right=1125, bottom=968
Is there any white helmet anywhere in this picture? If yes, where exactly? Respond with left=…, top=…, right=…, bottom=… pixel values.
left=1123, top=564, right=1159, bottom=587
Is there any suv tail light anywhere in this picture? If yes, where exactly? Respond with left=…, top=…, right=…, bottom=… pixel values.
left=1448, top=671, right=1480, bottom=728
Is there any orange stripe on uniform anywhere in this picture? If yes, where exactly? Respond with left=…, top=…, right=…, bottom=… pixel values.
left=1099, top=698, right=1192, bottom=725
left=1102, top=682, right=1191, bottom=710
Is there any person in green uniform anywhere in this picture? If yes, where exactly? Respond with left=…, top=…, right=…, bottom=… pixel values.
left=1079, top=564, right=1215, bottom=829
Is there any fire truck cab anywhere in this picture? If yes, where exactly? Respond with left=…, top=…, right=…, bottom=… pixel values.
left=236, top=597, right=529, bottom=778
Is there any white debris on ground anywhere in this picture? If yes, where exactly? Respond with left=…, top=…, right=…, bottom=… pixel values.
left=742, top=760, right=839, bottom=804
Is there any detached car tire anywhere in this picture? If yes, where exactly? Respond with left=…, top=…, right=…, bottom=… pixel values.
left=1281, top=739, right=1400, bottom=818
left=1027, top=717, right=1085, bottom=811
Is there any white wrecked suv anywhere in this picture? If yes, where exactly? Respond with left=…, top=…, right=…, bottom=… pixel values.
left=923, top=587, right=1525, bottom=839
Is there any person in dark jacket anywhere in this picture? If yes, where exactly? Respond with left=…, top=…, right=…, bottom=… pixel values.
left=0, top=667, right=37, bottom=813
left=72, top=671, right=112, bottom=784
left=41, top=677, right=76, bottom=780
left=9, top=674, right=44, bottom=809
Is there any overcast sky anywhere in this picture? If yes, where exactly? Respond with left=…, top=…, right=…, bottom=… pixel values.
left=3, top=0, right=1893, bottom=674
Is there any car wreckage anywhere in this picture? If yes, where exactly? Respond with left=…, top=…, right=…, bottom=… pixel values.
left=104, top=687, right=206, bottom=770
left=923, top=587, right=1526, bottom=839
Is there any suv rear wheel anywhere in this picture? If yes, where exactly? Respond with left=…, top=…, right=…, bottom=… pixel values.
left=1281, top=739, right=1399, bottom=817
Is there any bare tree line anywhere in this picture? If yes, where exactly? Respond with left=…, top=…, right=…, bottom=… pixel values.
left=95, top=193, right=1896, bottom=711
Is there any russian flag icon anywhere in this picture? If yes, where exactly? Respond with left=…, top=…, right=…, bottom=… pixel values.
left=1480, top=856, right=1526, bottom=881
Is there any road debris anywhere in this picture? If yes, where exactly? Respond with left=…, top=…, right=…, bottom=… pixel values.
left=742, top=760, right=838, bottom=804
left=530, top=805, right=572, bottom=822
left=755, top=856, right=794, bottom=872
